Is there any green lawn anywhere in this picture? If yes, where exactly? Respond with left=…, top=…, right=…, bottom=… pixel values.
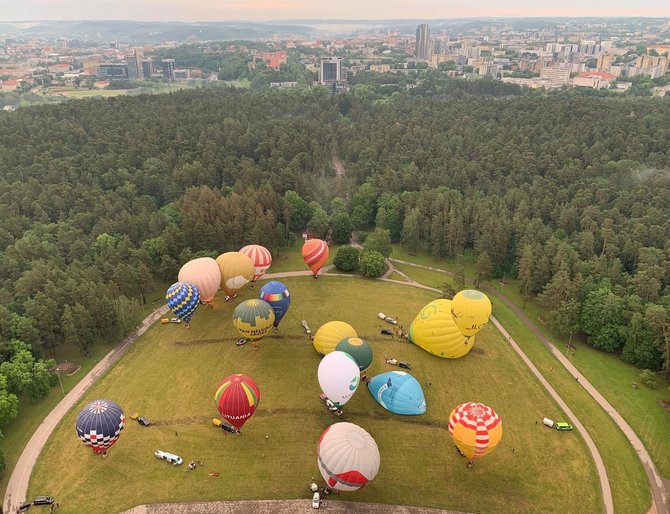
left=393, top=263, right=452, bottom=289
left=28, top=277, right=600, bottom=514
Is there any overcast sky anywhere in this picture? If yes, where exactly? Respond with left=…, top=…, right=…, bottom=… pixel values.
left=1, top=0, right=668, bottom=21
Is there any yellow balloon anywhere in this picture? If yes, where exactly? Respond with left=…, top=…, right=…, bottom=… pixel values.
left=408, top=299, right=474, bottom=358
left=216, top=252, right=255, bottom=296
left=451, top=290, right=492, bottom=337
left=313, top=321, right=357, bottom=356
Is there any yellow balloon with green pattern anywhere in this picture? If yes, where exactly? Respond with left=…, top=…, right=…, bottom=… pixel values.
left=451, top=290, right=492, bottom=337
left=233, top=299, right=275, bottom=341
left=408, top=299, right=473, bottom=359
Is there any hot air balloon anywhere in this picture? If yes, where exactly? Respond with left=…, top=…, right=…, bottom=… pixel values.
left=313, top=321, right=357, bottom=356
left=408, top=299, right=472, bottom=358
left=448, top=402, right=502, bottom=460
left=335, top=337, right=373, bottom=374
left=166, top=282, right=200, bottom=326
left=214, top=374, right=260, bottom=430
left=317, top=351, right=360, bottom=407
left=240, top=244, right=272, bottom=282
left=451, top=289, right=492, bottom=337
left=259, top=281, right=290, bottom=328
left=216, top=252, right=255, bottom=297
left=367, top=371, right=426, bottom=415
left=317, top=422, right=380, bottom=491
left=233, top=299, right=275, bottom=340
left=302, top=238, right=329, bottom=277
left=75, top=399, right=125, bottom=454
left=178, top=257, right=221, bottom=305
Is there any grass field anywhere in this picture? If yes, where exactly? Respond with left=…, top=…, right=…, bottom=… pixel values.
left=28, top=276, right=600, bottom=514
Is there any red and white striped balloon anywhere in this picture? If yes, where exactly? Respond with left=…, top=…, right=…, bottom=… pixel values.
left=448, top=402, right=502, bottom=460
left=239, top=245, right=272, bottom=282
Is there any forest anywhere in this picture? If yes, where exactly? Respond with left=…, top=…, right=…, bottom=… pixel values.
left=0, top=81, right=669, bottom=446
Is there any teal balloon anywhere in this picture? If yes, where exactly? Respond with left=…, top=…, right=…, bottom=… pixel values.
left=367, top=371, right=426, bottom=415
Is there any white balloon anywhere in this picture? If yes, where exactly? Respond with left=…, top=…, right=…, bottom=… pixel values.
left=317, top=422, right=380, bottom=491
left=317, top=351, right=360, bottom=407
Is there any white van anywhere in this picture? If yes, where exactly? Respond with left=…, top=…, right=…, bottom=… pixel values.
left=155, top=450, right=183, bottom=465
left=311, top=491, right=321, bottom=509
left=542, top=417, right=555, bottom=428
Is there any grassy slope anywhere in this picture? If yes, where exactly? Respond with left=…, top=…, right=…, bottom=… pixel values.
left=28, top=277, right=599, bottom=514
left=0, top=282, right=169, bottom=499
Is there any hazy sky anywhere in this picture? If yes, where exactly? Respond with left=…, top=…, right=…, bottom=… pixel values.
left=1, top=0, right=669, bottom=21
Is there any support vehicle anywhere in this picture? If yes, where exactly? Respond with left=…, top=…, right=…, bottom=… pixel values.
left=154, top=450, right=183, bottom=465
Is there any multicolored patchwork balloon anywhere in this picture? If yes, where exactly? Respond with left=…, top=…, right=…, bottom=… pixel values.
left=166, top=281, right=200, bottom=324
left=75, top=399, right=125, bottom=454
left=214, top=374, right=261, bottom=430
left=232, top=299, right=275, bottom=340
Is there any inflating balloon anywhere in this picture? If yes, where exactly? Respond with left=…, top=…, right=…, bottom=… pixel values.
left=313, top=321, right=357, bottom=356
left=335, top=337, right=373, bottom=374
left=216, top=252, right=255, bottom=297
left=317, top=422, right=380, bottom=491
left=448, top=402, right=502, bottom=460
left=259, top=281, right=290, bottom=328
left=408, top=299, right=470, bottom=358
left=233, top=299, right=275, bottom=340
left=214, top=374, right=260, bottom=430
left=166, top=282, right=200, bottom=326
left=178, top=257, right=221, bottom=304
left=240, top=244, right=272, bottom=282
left=302, top=238, right=329, bottom=277
left=75, top=399, right=125, bottom=454
left=317, top=351, right=360, bottom=407
left=451, top=290, right=492, bottom=337
left=367, top=371, right=426, bottom=415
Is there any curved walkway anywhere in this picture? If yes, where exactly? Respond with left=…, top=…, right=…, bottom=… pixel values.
left=3, top=305, right=170, bottom=514
left=6, top=262, right=642, bottom=514
left=390, top=257, right=668, bottom=514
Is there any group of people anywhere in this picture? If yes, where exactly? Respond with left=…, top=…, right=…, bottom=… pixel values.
left=187, top=460, right=204, bottom=470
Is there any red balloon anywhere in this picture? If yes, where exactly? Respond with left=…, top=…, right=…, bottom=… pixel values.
left=214, top=374, right=261, bottom=430
left=302, top=239, right=329, bottom=276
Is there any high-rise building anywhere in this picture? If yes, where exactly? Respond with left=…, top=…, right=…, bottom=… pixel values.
left=125, top=49, right=141, bottom=79
left=97, top=64, right=128, bottom=78
left=141, top=59, right=153, bottom=79
left=162, top=59, right=175, bottom=81
left=320, top=57, right=341, bottom=84
left=415, top=24, right=431, bottom=61
left=596, top=54, right=613, bottom=71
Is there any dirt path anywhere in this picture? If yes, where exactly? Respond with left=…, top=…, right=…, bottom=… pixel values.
left=331, top=141, right=345, bottom=178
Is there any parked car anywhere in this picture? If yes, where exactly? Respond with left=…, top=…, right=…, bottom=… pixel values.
left=555, top=422, right=574, bottom=431
left=312, top=491, right=321, bottom=509
left=154, top=450, right=183, bottom=465
left=137, top=417, right=151, bottom=426
left=129, top=412, right=139, bottom=420
left=377, top=312, right=398, bottom=325
left=385, top=358, right=398, bottom=366
left=398, top=361, right=411, bottom=370
left=170, top=318, right=182, bottom=324
left=19, top=502, right=32, bottom=511
left=33, top=496, right=54, bottom=505
left=160, top=318, right=170, bottom=324
left=236, top=338, right=248, bottom=346
left=301, top=320, right=312, bottom=335
left=212, top=418, right=238, bottom=433
left=381, top=329, right=393, bottom=336
left=319, top=393, right=339, bottom=412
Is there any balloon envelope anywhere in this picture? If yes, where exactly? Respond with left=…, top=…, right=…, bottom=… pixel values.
left=451, top=290, right=492, bottom=337
left=367, top=371, right=426, bottom=415
left=214, top=374, right=260, bottom=429
left=178, top=257, right=221, bottom=303
left=335, top=337, right=373, bottom=373
left=216, top=252, right=255, bottom=296
left=259, top=281, right=290, bottom=327
left=75, top=399, right=125, bottom=454
left=448, top=402, right=503, bottom=460
left=408, top=299, right=474, bottom=358
left=302, top=239, right=329, bottom=275
left=240, top=244, right=272, bottom=282
left=317, top=351, right=360, bottom=407
left=233, top=299, right=275, bottom=340
left=166, top=282, right=200, bottom=323
left=317, top=422, right=380, bottom=491
left=313, top=321, right=357, bottom=356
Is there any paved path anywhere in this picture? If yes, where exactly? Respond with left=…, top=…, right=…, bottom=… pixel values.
left=3, top=305, right=169, bottom=514
left=390, top=258, right=668, bottom=514
left=122, top=499, right=468, bottom=514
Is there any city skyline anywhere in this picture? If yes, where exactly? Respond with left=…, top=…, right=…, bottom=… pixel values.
left=1, top=0, right=670, bottom=22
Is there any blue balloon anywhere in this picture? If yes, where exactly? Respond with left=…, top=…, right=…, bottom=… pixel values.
left=259, top=281, right=290, bottom=327
left=166, top=281, right=200, bottom=323
left=367, top=371, right=426, bottom=415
